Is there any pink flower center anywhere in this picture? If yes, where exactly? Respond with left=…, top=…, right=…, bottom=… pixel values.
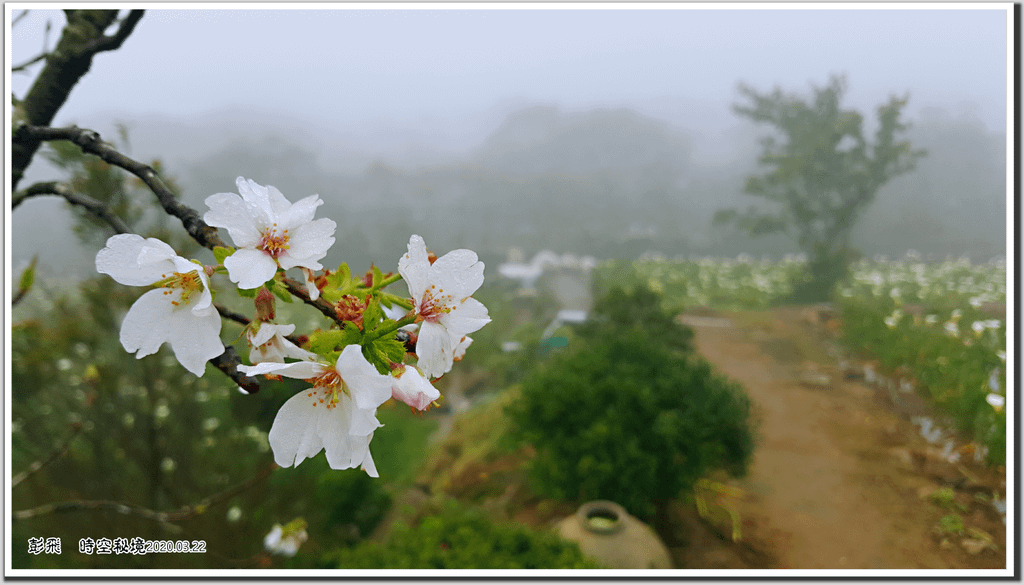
left=419, top=284, right=455, bottom=321
left=156, top=270, right=204, bottom=307
left=259, top=224, right=290, bottom=258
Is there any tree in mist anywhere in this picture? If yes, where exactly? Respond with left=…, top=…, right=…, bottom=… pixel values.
left=715, top=74, right=926, bottom=301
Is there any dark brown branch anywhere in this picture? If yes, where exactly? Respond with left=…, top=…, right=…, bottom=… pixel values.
left=11, top=52, right=49, bottom=73
left=216, top=304, right=251, bottom=327
left=82, top=10, right=144, bottom=54
left=13, top=125, right=226, bottom=249
left=13, top=180, right=130, bottom=234
left=13, top=462, right=275, bottom=523
left=282, top=275, right=345, bottom=328
left=12, top=10, right=143, bottom=190
left=12, top=423, right=83, bottom=489
left=211, top=346, right=261, bottom=394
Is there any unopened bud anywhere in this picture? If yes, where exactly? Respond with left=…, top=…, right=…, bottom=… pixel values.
left=255, top=288, right=276, bottom=321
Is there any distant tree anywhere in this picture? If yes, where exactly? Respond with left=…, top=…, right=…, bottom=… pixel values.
left=715, top=74, right=926, bottom=301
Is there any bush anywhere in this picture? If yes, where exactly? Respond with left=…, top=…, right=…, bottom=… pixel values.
left=507, top=286, right=756, bottom=521
left=321, top=499, right=600, bottom=569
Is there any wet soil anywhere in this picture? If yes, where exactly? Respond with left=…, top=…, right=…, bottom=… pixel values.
left=680, top=306, right=1006, bottom=570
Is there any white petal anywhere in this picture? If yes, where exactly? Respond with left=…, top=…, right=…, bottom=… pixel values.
left=278, top=218, right=336, bottom=270
left=338, top=345, right=394, bottom=410
left=167, top=306, right=224, bottom=376
left=392, top=367, right=440, bottom=411
left=251, top=323, right=296, bottom=347
left=317, top=397, right=379, bottom=470
left=120, top=289, right=175, bottom=359
left=170, top=256, right=214, bottom=312
left=440, top=297, right=491, bottom=339
left=360, top=438, right=379, bottom=478
left=224, top=249, right=278, bottom=289
left=239, top=360, right=325, bottom=379
left=415, top=320, right=454, bottom=379
left=203, top=192, right=263, bottom=248
left=301, top=268, right=319, bottom=301
left=96, top=234, right=177, bottom=286
left=268, top=391, right=326, bottom=467
left=398, top=234, right=430, bottom=302
left=430, top=249, right=485, bottom=299
left=264, top=183, right=295, bottom=218
left=279, top=194, right=323, bottom=229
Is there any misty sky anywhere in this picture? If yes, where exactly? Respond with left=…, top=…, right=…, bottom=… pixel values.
left=6, top=4, right=1013, bottom=278
left=9, top=5, right=1011, bottom=142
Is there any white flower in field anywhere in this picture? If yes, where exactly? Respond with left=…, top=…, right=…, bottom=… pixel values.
left=986, top=393, right=1005, bottom=411
left=925, top=314, right=938, bottom=325
left=398, top=235, right=491, bottom=378
left=884, top=309, right=903, bottom=330
left=246, top=322, right=317, bottom=364
left=944, top=321, right=959, bottom=337
left=969, top=296, right=984, bottom=308
left=95, top=234, right=223, bottom=377
left=989, top=368, right=1001, bottom=393
left=239, top=345, right=391, bottom=475
left=997, top=350, right=1006, bottom=362
left=264, top=519, right=308, bottom=557
left=390, top=365, right=441, bottom=411
left=204, top=177, right=337, bottom=289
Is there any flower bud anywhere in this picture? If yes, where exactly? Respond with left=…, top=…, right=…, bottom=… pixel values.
left=255, top=288, right=276, bottom=322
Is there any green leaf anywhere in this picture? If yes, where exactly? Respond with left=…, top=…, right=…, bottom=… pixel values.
left=308, top=324, right=362, bottom=356
left=363, top=298, right=385, bottom=330
left=321, top=262, right=358, bottom=303
left=18, top=256, right=37, bottom=292
left=371, top=265, right=384, bottom=289
left=269, top=277, right=294, bottom=303
left=362, top=337, right=406, bottom=374
left=237, top=286, right=258, bottom=298
left=213, top=246, right=235, bottom=265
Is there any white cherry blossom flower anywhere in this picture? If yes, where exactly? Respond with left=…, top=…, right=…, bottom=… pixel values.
left=204, top=177, right=336, bottom=289
left=390, top=365, right=440, bottom=411
left=398, top=235, right=490, bottom=378
left=247, top=322, right=317, bottom=364
left=239, top=345, right=391, bottom=475
left=264, top=520, right=308, bottom=557
left=95, top=234, right=223, bottom=377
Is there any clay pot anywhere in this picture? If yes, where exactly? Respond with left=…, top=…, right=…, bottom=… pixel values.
left=554, top=500, right=673, bottom=569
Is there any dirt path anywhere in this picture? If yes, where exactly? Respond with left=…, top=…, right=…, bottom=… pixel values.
left=685, top=307, right=1006, bottom=570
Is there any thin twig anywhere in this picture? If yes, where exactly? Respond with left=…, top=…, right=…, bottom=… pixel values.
left=12, top=423, right=84, bottom=489
left=216, top=304, right=251, bottom=328
left=211, top=346, right=261, bottom=394
left=13, top=462, right=275, bottom=523
left=11, top=52, right=49, bottom=73
left=11, top=8, right=30, bottom=28
left=82, top=10, right=144, bottom=54
left=12, top=125, right=225, bottom=249
left=13, top=180, right=130, bottom=234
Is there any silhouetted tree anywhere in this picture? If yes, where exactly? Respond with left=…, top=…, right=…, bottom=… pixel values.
left=715, top=74, right=926, bottom=301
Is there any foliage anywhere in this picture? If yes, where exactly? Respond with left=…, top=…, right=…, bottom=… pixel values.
left=834, top=256, right=1006, bottom=466
left=717, top=74, right=926, bottom=301
left=318, top=498, right=601, bottom=569
left=507, top=286, right=756, bottom=521
left=580, top=280, right=694, bottom=353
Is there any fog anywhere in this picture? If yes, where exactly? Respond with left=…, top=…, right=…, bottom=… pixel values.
left=8, top=6, right=1011, bottom=280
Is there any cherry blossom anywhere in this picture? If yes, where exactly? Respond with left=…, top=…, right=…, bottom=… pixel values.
left=246, top=322, right=317, bottom=364
left=95, top=234, right=223, bottom=377
left=398, top=235, right=490, bottom=378
left=390, top=365, right=440, bottom=411
left=238, top=345, right=391, bottom=475
left=204, top=177, right=336, bottom=289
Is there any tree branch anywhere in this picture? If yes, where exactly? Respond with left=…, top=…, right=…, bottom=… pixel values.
left=11, top=10, right=144, bottom=190
left=12, top=422, right=83, bottom=489
left=13, top=180, right=130, bottom=234
left=12, top=462, right=275, bottom=523
left=211, top=346, right=261, bottom=394
left=11, top=52, right=49, bottom=73
left=13, top=125, right=226, bottom=249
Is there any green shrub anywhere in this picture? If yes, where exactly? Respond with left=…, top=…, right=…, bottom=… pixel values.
left=321, top=499, right=600, bottom=569
left=507, top=324, right=756, bottom=521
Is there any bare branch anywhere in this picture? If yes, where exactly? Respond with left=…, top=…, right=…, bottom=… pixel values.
left=11, top=9, right=30, bottom=28
left=282, top=275, right=345, bottom=328
left=13, top=462, right=275, bottom=523
left=11, top=52, right=48, bottom=74
left=13, top=125, right=226, bottom=249
left=82, top=10, right=144, bottom=54
left=11, top=10, right=144, bottom=190
left=12, top=423, right=84, bottom=489
left=211, top=346, right=261, bottom=394
left=216, top=304, right=251, bottom=328
left=13, top=180, right=131, bottom=234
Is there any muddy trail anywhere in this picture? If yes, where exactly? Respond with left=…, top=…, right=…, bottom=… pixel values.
left=679, top=306, right=1007, bottom=570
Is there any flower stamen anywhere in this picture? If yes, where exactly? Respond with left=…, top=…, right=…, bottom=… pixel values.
left=259, top=224, right=291, bottom=258
left=155, top=270, right=204, bottom=307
